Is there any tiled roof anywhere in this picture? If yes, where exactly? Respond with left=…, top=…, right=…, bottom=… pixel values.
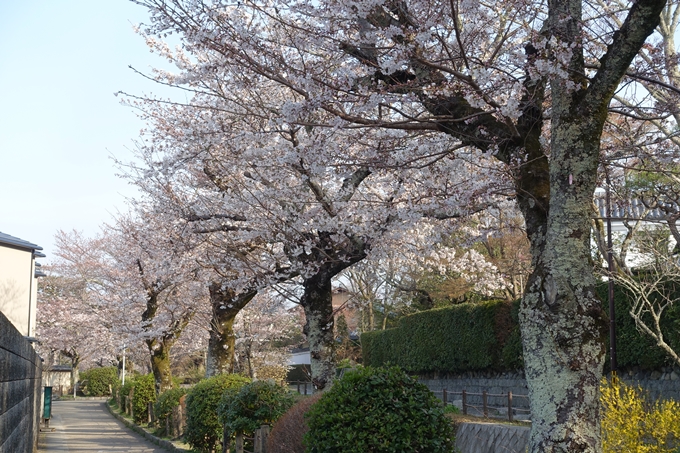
left=0, top=231, right=43, bottom=251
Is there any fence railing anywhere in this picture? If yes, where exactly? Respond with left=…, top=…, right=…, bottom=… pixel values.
left=432, top=389, right=530, bottom=422
left=289, top=381, right=313, bottom=395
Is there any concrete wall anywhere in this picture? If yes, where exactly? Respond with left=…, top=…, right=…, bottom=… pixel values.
left=0, top=245, right=37, bottom=337
left=0, top=310, right=42, bottom=453
left=43, top=370, right=72, bottom=396
left=455, top=422, right=529, bottom=453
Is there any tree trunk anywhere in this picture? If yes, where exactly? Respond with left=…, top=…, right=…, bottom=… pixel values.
left=519, top=119, right=608, bottom=452
left=300, top=269, right=338, bottom=392
left=148, top=338, right=175, bottom=395
left=205, top=284, right=256, bottom=377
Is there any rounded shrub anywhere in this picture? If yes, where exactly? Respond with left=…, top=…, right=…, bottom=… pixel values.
left=131, top=373, right=157, bottom=424
left=80, top=366, right=119, bottom=396
left=305, top=366, right=454, bottom=453
left=218, top=380, right=296, bottom=437
left=154, top=387, right=187, bottom=434
left=185, top=374, right=251, bottom=453
left=267, top=393, right=322, bottom=453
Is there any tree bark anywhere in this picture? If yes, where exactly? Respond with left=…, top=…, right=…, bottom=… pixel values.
left=142, top=288, right=195, bottom=395
left=205, top=284, right=256, bottom=377
left=147, top=338, right=174, bottom=394
left=300, top=269, right=338, bottom=391
left=297, top=235, right=367, bottom=391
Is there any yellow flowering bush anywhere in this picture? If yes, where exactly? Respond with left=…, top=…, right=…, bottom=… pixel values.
left=601, top=376, right=680, bottom=453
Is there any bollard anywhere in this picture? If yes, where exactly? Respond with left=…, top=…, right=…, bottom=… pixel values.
left=443, top=388, right=448, bottom=405
left=508, top=392, right=513, bottom=422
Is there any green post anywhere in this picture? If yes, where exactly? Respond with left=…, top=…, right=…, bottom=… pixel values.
left=43, top=386, right=53, bottom=426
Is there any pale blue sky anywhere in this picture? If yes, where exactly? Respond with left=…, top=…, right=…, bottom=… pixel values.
left=0, top=1, right=175, bottom=259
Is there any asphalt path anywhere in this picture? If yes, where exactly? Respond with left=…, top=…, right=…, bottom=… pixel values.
left=37, top=399, right=169, bottom=452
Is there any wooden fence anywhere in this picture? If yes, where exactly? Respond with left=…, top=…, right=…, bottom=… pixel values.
left=432, top=389, right=530, bottom=422
left=223, top=425, right=270, bottom=453
left=114, top=389, right=187, bottom=439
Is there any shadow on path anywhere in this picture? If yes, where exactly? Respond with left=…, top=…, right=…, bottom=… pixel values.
left=38, top=399, right=169, bottom=452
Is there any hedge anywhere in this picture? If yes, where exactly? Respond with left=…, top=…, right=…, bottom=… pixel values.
left=362, top=300, right=519, bottom=373
left=362, top=284, right=680, bottom=374
left=80, top=366, right=119, bottom=396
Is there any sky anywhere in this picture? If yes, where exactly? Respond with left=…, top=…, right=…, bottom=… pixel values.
left=0, top=1, right=176, bottom=260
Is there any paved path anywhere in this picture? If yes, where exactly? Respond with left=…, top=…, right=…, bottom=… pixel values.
left=38, top=399, right=169, bottom=452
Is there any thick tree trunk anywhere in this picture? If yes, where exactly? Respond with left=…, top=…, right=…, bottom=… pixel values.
left=300, top=269, right=338, bottom=392
left=205, top=283, right=256, bottom=377
left=148, top=339, right=174, bottom=395
left=520, top=119, right=608, bottom=452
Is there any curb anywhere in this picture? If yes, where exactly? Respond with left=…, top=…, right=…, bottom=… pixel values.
left=105, top=402, right=192, bottom=452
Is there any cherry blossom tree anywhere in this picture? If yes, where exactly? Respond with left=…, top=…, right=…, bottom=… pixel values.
left=104, top=209, right=207, bottom=394
left=120, top=74, right=491, bottom=389
left=232, top=289, right=303, bottom=379
left=125, top=0, right=674, bottom=449
left=36, top=231, right=125, bottom=386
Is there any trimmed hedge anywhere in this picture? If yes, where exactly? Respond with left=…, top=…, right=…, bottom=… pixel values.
left=362, top=300, right=520, bottom=373
left=218, top=380, right=296, bottom=438
left=304, top=366, right=454, bottom=453
left=362, top=285, right=680, bottom=373
left=185, top=374, right=251, bottom=453
left=80, top=366, right=119, bottom=396
left=131, top=374, right=156, bottom=424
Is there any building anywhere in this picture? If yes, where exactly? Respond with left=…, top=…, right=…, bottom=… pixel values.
left=0, top=231, right=45, bottom=338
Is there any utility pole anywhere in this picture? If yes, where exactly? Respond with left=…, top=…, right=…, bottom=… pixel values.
left=122, top=343, right=127, bottom=386
left=606, top=173, right=618, bottom=373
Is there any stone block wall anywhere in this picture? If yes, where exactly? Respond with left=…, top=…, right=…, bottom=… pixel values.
left=420, top=367, right=680, bottom=418
left=0, top=310, right=42, bottom=453
left=420, top=370, right=531, bottom=415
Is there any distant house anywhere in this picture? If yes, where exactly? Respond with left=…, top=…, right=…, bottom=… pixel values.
left=0, top=232, right=45, bottom=338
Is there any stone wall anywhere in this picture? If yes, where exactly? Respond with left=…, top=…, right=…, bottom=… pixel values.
left=421, top=367, right=680, bottom=418
left=420, top=371, right=531, bottom=418
left=0, top=310, right=42, bottom=453
left=619, top=366, right=680, bottom=401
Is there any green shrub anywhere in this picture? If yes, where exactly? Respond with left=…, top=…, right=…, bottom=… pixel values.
left=362, top=300, right=517, bottom=373
left=304, top=366, right=454, bottom=453
left=80, top=367, right=119, bottom=396
left=154, top=387, right=187, bottom=424
left=363, top=284, right=680, bottom=374
left=185, top=374, right=251, bottom=453
left=218, top=380, right=296, bottom=438
left=131, top=374, right=157, bottom=424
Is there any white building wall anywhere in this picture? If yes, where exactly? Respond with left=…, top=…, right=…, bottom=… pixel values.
left=0, top=245, right=37, bottom=336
